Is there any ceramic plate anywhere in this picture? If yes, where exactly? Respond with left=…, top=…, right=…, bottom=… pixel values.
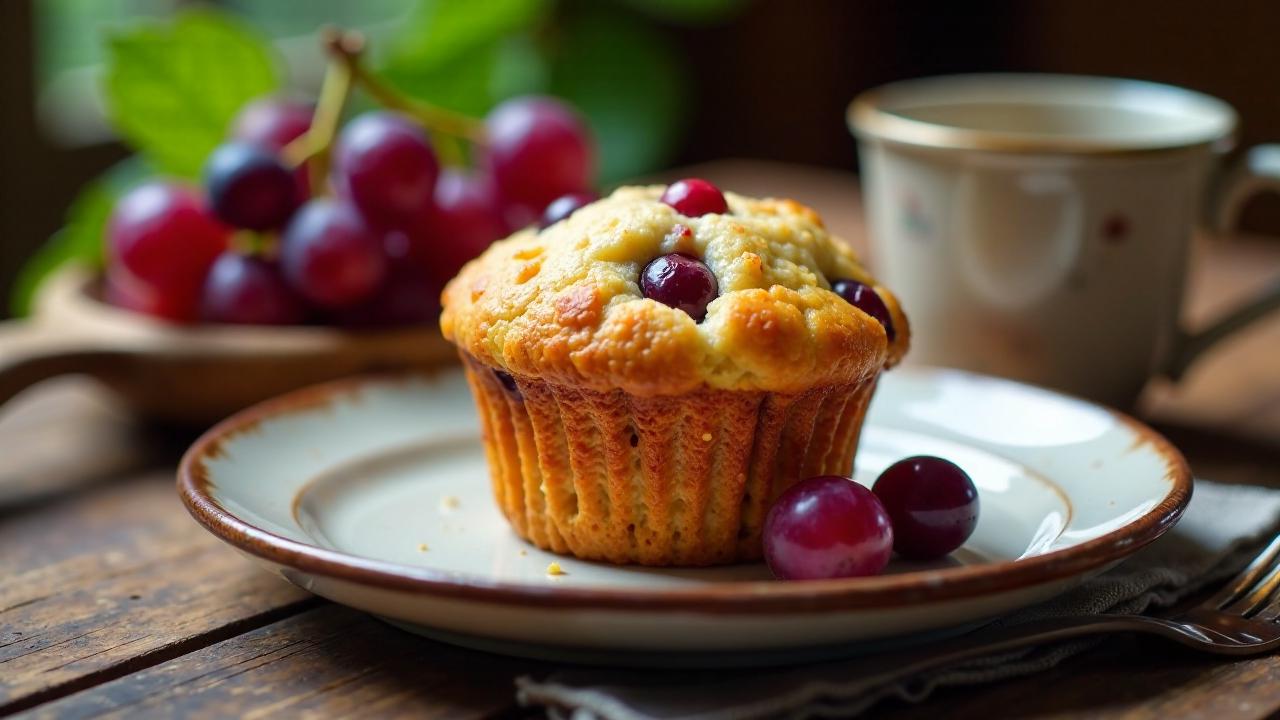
left=179, top=366, right=1190, bottom=662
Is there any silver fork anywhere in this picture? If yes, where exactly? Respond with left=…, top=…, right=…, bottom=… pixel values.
left=846, top=533, right=1280, bottom=694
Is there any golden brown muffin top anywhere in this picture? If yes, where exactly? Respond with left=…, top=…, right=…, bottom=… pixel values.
left=440, top=185, right=908, bottom=395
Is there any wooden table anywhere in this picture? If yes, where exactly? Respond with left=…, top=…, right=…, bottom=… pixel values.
left=4, top=161, right=1280, bottom=719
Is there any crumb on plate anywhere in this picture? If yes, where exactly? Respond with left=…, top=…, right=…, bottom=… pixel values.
left=439, top=495, right=461, bottom=512
left=546, top=562, right=566, bottom=576
left=417, top=543, right=429, bottom=552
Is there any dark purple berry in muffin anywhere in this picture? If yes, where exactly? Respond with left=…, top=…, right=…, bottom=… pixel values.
left=832, top=278, right=895, bottom=341
left=641, top=253, right=718, bottom=321
left=540, top=191, right=597, bottom=229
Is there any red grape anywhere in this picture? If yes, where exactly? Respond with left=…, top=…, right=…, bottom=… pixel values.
left=333, top=112, right=439, bottom=230
left=107, top=182, right=230, bottom=299
left=204, top=142, right=299, bottom=230
left=280, top=199, right=387, bottom=308
left=104, top=266, right=199, bottom=323
left=231, top=97, right=313, bottom=149
left=763, top=475, right=894, bottom=580
left=331, top=261, right=442, bottom=328
left=483, top=96, right=593, bottom=214
left=200, top=252, right=307, bottom=325
left=231, top=97, right=314, bottom=200
left=417, top=170, right=508, bottom=286
left=873, top=456, right=979, bottom=560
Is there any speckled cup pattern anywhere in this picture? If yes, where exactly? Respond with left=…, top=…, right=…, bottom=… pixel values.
left=462, top=354, right=879, bottom=566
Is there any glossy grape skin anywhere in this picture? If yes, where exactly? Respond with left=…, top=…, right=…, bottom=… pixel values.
left=873, top=456, right=979, bottom=560
left=763, top=475, right=894, bottom=580
left=333, top=112, right=439, bottom=230
left=204, top=142, right=299, bottom=230
left=231, top=97, right=312, bottom=149
left=331, top=261, right=442, bottom=328
left=107, top=183, right=229, bottom=299
left=831, top=278, right=895, bottom=341
left=539, top=191, right=597, bottom=229
left=416, top=170, right=508, bottom=286
left=640, top=253, right=718, bottom=321
left=230, top=97, right=313, bottom=199
left=661, top=178, right=728, bottom=217
left=483, top=96, right=593, bottom=213
left=280, top=199, right=387, bottom=308
left=104, top=267, right=199, bottom=323
left=200, top=252, right=307, bottom=325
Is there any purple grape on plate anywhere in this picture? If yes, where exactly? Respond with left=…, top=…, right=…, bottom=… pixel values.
left=873, top=456, right=979, bottom=560
left=763, top=475, right=894, bottom=580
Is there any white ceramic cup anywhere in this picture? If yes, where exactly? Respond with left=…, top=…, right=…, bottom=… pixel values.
left=850, top=74, right=1280, bottom=406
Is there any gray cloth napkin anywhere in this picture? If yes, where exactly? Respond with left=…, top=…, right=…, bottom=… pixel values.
left=517, top=480, right=1280, bottom=720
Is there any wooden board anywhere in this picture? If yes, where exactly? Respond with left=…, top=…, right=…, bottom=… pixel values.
left=19, top=605, right=538, bottom=720
left=0, top=460, right=312, bottom=714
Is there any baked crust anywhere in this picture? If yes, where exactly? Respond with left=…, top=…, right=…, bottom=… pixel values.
left=441, top=186, right=909, bottom=396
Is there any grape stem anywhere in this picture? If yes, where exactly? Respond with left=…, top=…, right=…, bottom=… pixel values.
left=281, top=27, right=357, bottom=191
left=282, top=27, right=486, bottom=182
left=324, top=30, right=488, bottom=145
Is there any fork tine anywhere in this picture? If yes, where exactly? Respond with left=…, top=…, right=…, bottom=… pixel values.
left=1222, top=546, right=1280, bottom=617
left=1255, top=592, right=1280, bottom=622
left=1208, top=534, right=1280, bottom=610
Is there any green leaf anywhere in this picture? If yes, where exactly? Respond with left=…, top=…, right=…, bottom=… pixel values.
left=378, top=0, right=548, bottom=116
left=551, top=6, right=687, bottom=182
left=381, top=0, right=547, bottom=72
left=490, top=32, right=550, bottom=100
left=381, top=34, right=549, bottom=119
left=10, top=158, right=151, bottom=316
left=612, top=0, right=751, bottom=25
left=382, top=40, right=503, bottom=118
left=104, top=11, right=280, bottom=178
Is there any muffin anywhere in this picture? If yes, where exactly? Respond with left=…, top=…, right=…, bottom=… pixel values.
left=440, top=181, right=908, bottom=566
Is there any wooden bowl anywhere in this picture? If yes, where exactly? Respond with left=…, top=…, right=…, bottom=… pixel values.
left=0, top=267, right=457, bottom=425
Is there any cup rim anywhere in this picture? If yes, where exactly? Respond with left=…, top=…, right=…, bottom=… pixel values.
left=848, top=73, right=1238, bottom=156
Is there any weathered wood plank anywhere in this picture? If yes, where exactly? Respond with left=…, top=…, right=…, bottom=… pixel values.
left=24, top=605, right=1280, bottom=720
left=0, top=470, right=312, bottom=713
left=20, top=605, right=534, bottom=720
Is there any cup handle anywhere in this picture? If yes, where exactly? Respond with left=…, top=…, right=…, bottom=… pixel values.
left=1165, top=144, right=1280, bottom=378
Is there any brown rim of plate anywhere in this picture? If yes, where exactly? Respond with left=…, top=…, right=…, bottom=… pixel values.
left=177, top=370, right=1193, bottom=615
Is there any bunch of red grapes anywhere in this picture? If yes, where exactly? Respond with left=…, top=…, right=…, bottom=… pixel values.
left=105, top=95, right=595, bottom=326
